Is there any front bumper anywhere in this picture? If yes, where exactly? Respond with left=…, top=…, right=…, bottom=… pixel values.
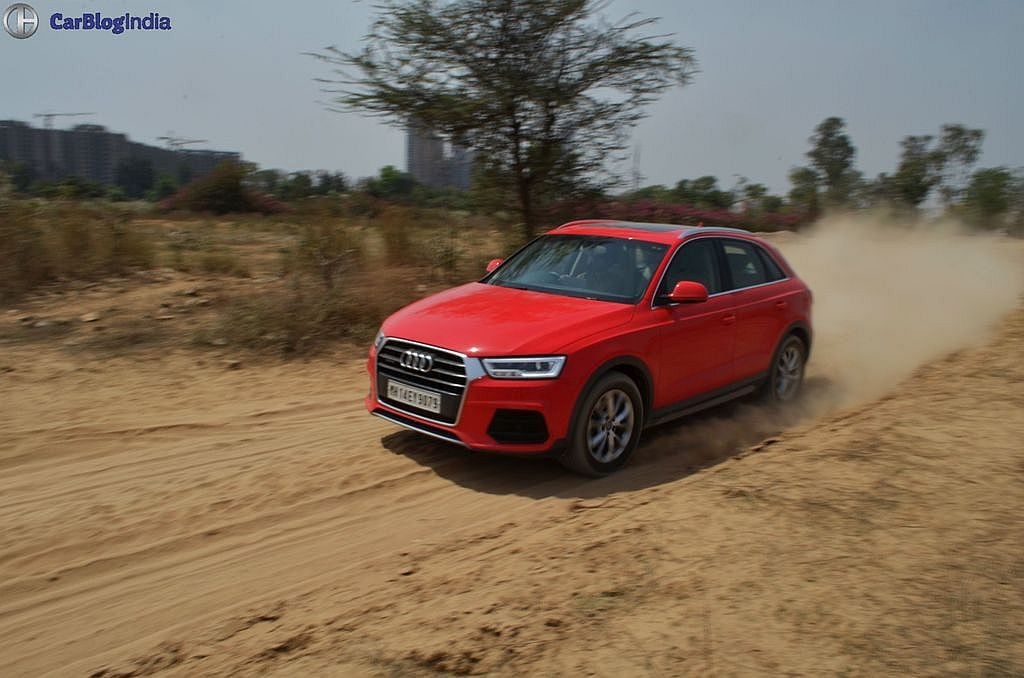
left=366, top=352, right=573, bottom=454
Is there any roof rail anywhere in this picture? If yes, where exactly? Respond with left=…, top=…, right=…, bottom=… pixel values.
left=680, top=225, right=752, bottom=238
left=553, top=220, right=754, bottom=239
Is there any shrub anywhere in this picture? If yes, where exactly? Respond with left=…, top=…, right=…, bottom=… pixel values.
left=160, top=161, right=285, bottom=215
left=284, top=219, right=363, bottom=289
left=47, top=203, right=154, bottom=277
left=374, top=206, right=442, bottom=266
left=200, top=276, right=380, bottom=354
left=430, top=224, right=459, bottom=281
left=198, top=261, right=432, bottom=356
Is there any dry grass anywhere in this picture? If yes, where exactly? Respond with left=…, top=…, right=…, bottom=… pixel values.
left=194, top=250, right=251, bottom=277
left=2, top=199, right=507, bottom=356
left=189, top=207, right=504, bottom=355
left=195, top=272, right=415, bottom=353
left=0, top=200, right=154, bottom=303
left=74, top=319, right=169, bottom=354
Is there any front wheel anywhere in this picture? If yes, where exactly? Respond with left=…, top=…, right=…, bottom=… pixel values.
left=560, top=372, right=644, bottom=477
left=767, top=334, right=807, bottom=403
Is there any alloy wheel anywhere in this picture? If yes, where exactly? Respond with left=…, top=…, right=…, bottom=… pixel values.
left=586, top=388, right=635, bottom=463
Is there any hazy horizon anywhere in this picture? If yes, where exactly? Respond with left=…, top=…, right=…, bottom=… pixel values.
left=3, top=0, right=1022, bottom=193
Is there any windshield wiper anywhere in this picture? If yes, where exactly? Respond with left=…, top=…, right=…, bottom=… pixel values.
left=492, top=281, right=533, bottom=291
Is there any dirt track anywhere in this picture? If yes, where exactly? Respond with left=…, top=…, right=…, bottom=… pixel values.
left=2, top=222, right=1023, bottom=676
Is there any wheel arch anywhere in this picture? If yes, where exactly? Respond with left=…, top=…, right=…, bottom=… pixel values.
left=782, top=321, right=813, bottom=361
left=572, top=355, right=654, bottom=427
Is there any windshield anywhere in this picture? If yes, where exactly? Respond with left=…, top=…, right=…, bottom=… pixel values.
left=486, top=235, right=669, bottom=304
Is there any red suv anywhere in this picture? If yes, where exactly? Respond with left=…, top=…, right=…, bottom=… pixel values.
left=366, top=220, right=812, bottom=475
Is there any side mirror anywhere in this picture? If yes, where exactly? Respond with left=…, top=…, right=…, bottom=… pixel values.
left=485, top=258, right=504, bottom=273
left=666, top=280, right=708, bottom=303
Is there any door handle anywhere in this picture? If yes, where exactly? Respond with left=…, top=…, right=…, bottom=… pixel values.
left=775, top=301, right=788, bottom=309
left=721, top=313, right=736, bottom=325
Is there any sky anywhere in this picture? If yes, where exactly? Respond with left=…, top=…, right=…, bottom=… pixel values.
left=3, top=0, right=1022, bottom=194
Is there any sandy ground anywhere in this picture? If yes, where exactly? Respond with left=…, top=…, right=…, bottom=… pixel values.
left=1, top=220, right=1023, bottom=676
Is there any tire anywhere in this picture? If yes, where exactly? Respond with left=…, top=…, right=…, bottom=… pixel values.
left=560, top=372, right=644, bottom=477
left=765, top=334, right=807, bottom=403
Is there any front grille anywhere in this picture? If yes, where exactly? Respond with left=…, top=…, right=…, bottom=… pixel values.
left=377, top=339, right=467, bottom=425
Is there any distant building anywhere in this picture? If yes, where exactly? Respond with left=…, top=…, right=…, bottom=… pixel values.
left=0, top=120, right=240, bottom=185
left=406, top=122, right=473, bottom=190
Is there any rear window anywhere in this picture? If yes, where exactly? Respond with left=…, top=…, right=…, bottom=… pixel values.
left=722, top=240, right=769, bottom=289
left=756, top=246, right=786, bottom=282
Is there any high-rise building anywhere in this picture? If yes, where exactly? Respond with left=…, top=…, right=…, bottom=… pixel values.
left=406, top=122, right=474, bottom=190
left=0, top=120, right=240, bottom=185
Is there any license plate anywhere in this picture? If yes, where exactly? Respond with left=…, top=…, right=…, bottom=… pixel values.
left=386, top=379, right=441, bottom=414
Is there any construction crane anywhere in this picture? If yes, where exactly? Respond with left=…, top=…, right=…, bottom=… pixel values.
left=33, top=112, right=95, bottom=129
left=157, top=134, right=208, bottom=150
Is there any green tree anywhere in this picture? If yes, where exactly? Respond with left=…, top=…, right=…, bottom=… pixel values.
left=935, top=123, right=984, bottom=206
left=115, top=157, right=156, bottom=199
left=313, top=170, right=348, bottom=195
left=885, top=124, right=985, bottom=210
left=891, top=135, right=942, bottom=208
left=363, top=165, right=416, bottom=201
left=674, top=176, right=733, bottom=209
left=1011, top=171, right=1024, bottom=236
left=174, top=161, right=253, bottom=214
left=787, top=166, right=820, bottom=217
left=252, top=169, right=284, bottom=195
left=313, top=0, right=696, bottom=238
left=56, top=176, right=106, bottom=200
left=733, top=178, right=783, bottom=214
left=279, top=172, right=314, bottom=201
left=737, top=179, right=767, bottom=212
left=807, top=117, right=856, bottom=205
left=856, top=172, right=894, bottom=208
left=150, top=174, right=178, bottom=201
left=963, top=167, right=1012, bottom=226
left=2, top=160, right=35, bottom=193
left=627, top=184, right=674, bottom=202
left=762, top=195, right=784, bottom=213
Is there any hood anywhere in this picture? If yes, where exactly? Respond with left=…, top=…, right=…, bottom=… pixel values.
left=381, top=282, right=635, bottom=355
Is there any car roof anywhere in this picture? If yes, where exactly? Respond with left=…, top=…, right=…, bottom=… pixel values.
left=549, top=219, right=755, bottom=245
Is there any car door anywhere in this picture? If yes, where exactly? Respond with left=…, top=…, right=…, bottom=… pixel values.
left=652, top=238, right=736, bottom=407
left=717, top=238, right=791, bottom=380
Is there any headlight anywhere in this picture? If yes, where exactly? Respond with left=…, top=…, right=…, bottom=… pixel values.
left=482, top=356, right=566, bottom=379
left=373, top=330, right=386, bottom=350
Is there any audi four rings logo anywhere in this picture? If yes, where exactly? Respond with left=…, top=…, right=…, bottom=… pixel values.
left=400, top=350, right=434, bottom=373
left=3, top=3, right=38, bottom=38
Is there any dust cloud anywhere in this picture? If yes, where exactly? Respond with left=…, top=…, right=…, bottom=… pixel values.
left=641, top=214, right=1024, bottom=468
left=782, top=213, right=1024, bottom=407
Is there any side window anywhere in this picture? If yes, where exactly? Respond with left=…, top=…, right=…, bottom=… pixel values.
left=722, top=240, right=769, bottom=289
left=658, top=239, right=722, bottom=297
left=756, top=246, right=786, bottom=282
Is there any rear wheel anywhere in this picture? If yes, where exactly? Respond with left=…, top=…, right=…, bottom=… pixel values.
left=767, top=334, right=807, bottom=403
left=561, top=372, right=644, bottom=477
